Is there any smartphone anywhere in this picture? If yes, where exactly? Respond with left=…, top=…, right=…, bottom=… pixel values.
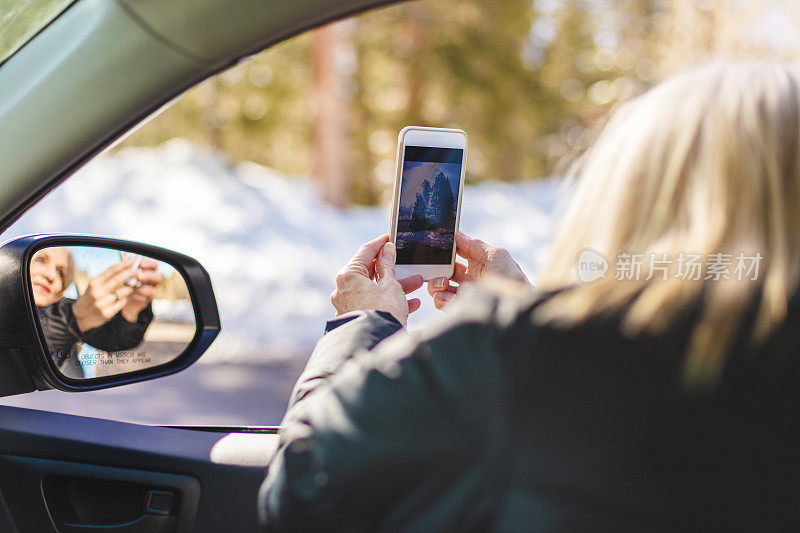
left=390, top=126, right=468, bottom=281
left=119, top=251, right=144, bottom=287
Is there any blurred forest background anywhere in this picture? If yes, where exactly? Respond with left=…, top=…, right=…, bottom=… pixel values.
left=120, top=0, right=800, bottom=206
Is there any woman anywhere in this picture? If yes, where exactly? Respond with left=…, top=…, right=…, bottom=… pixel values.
left=31, top=247, right=161, bottom=377
left=260, top=63, right=800, bottom=531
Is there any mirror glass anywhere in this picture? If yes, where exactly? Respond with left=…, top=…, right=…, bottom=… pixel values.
left=29, top=246, right=196, bottom=380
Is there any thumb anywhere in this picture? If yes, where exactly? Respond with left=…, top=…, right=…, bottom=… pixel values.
left=375, top=242, right=397, bottom=282
left=455, top=232, right=489, bottom=261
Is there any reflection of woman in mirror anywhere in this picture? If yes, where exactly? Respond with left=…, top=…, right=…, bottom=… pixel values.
left=31, top=247, right=161, bottom=378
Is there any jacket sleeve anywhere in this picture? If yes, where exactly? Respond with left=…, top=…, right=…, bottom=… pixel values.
left=80, top=304, right=154, bottom=352
left=38, top=298, right=155, bottom=355
left=258, top=297, right=513, bottom=532
left=285, top=311, right=404, bottom=408
left=36, top=299, right=82, bottom=366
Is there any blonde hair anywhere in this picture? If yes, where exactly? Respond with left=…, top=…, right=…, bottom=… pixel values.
left=536, top=62, right=800, bottom=386
left=61, top=248, right=75, bottom=294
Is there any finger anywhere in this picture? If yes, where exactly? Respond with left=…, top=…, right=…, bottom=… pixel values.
left=450, top=262, right=468, bottom=284
left=132, top=285, right=156, bottom=300
left=136, top=270, right=163, bottom=286
left=94, top=261, right=133, bottom=285
left=96, top=289, right=132, bottom=319
left=426, top=277, right=449, bottom=297
left=375, top=242, right=396, bottom=282
left=347, top=234, right=391, bottom=276
left=433, top=290, right=457, bottom=310
left=455, top=232, right=490, bottom=262
left=109, top=296, right=130, bottom=316
left=398, top=275, right=424, bottom=294
left=126, top=297, right=146, bottom=310
left=408, top=298, right=421, bottom=314
left=429, top=285, right=457, bottom=299
left=100, top=264, right=138, bottom=292
left=103, top=285, right=133, bottom=305
left=429, top=285, right=457, bottom=300
left=139, top=259, right=158, bottom=270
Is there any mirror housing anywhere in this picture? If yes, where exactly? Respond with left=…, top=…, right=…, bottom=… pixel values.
left=0, top=235, right=220, bottom=396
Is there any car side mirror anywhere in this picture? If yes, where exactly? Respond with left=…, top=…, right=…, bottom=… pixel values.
left=0, top=235, right=220, bottom=395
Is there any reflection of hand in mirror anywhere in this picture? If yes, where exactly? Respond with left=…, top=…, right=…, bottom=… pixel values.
left=121, top=259, right=163, bottom=324
left=30, top=245, right=190, bottom=380
left=72, top=260, right=138, bottom=332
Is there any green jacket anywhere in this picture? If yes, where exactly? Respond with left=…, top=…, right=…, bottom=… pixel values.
left=259, top=288, right=800, bottom=531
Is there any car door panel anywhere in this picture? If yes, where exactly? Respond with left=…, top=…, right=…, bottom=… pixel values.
left=0, top=405, right=279, bottom=532
left=0, top=455, right=199, bottom=532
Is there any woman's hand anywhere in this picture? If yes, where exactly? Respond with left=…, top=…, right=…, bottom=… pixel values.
left=121, top=259, right=162, bottom=323
left=72, top=261, right=137, bottom=332
left=427, top=232, right=529, bottom=310
left=331, top=234, right=424, bottom=327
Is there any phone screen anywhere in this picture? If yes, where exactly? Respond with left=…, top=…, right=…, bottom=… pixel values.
left=396, top=145, right=463, bottom=265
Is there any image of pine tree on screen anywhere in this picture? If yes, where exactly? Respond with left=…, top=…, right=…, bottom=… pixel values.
left=397, top=161, right=460, bottom=264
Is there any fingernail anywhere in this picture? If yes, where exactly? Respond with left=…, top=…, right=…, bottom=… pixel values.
left=434, top=278, right=445, bottom=289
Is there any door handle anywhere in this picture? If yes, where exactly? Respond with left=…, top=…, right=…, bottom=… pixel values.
left=60, top=486, right=178, bottom=532
left=0, top=455, right=198, bottom=533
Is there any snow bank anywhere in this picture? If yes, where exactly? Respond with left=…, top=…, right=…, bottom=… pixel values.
left=3, top=140, right=566, bottom=363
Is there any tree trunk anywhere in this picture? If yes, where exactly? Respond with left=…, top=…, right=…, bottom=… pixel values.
left=311, top=23, right=347, bottom=207
left=405, top=6, right=426, bottom=126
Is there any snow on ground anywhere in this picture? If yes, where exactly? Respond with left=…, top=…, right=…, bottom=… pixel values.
left=2, top=139, right=567, bottom=363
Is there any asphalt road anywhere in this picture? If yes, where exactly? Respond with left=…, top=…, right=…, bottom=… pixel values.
left=0, top=361, right=305, bottom=426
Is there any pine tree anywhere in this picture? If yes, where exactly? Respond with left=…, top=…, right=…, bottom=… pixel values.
left=420, top=179, right=432, bottom=223
left=411, top=190, right=426, bottom=231
left=429, top=172, right=456, bottom=229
